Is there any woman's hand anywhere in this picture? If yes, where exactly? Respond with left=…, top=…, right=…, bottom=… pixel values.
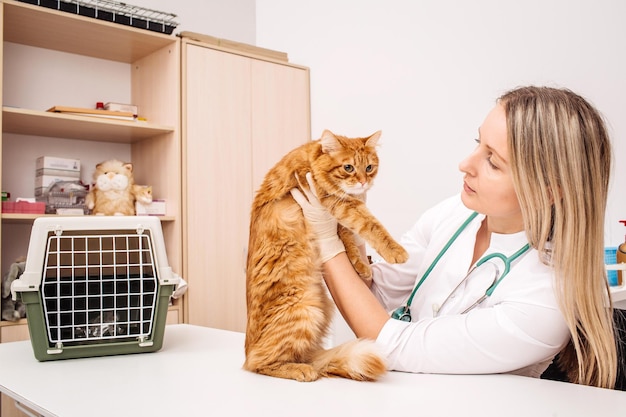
left=291, top=173, right=390, bottom=341
left=290, top=173, right=346, bottom=262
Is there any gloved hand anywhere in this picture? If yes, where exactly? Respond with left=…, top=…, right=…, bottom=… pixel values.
left=290, top=173, right=346, bottom=262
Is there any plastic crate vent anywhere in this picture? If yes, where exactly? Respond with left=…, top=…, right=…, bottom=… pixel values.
left=12, top=216, right=179, bottom=361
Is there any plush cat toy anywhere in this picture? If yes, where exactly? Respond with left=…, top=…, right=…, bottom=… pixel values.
left=132, top=184, right=153, bottom=206
left=86, top=159, right=138, bottom=215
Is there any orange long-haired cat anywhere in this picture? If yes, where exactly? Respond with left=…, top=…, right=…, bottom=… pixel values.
left=244, top=130, right=408, bottom=382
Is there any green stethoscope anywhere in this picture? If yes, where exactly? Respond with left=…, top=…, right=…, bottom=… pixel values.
left=391, top=212, right=531, bottom=322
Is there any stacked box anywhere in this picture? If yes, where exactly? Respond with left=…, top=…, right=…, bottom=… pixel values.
left=35, top=156, right=81, bottom=197
left=11, top=216, right=179, bottom=361
left=36, top=156, right=81, bottom=172
left=104, top=102, right=138, bottom=115
left=2, top=201, right=46, bottom=214
left=135, top=199, right=167, bottom=216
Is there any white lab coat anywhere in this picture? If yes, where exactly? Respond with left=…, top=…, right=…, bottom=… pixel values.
left=371, top=194, right=570, bottom=377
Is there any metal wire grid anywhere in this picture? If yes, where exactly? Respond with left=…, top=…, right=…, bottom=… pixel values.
left=75, top=0, right=178, bottom=25
left=41, top=231, right=158, bottom=345
left=21, top=0, right=179, bottom=33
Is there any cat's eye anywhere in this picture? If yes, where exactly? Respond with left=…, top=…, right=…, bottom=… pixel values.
left=366, top=165, right=373, bottom=173
left=344, top=165, right=354, bottom=173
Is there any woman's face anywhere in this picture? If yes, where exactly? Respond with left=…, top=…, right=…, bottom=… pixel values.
left=458, top=103, right=523, bottom=233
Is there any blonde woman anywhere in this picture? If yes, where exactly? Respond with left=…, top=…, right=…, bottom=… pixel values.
left=291, top=86, right=618, bottom=388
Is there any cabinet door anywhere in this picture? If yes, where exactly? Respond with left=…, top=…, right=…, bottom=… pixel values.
left=184, top=45, right=253, bottom=332
left=183, top=44, right=310, bottom=332
left=250, top=59, right=311, bottom=191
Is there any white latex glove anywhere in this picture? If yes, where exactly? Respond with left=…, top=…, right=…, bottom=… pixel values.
left=290, top=173, right=346, bottom=262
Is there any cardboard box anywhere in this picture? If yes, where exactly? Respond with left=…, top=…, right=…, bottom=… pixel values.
left=135, top=200, right=166, bottom=216
left=35, top=168, right=81, bottom=178
left=2, top=201, right=46, bottom=214
left=36, top=156, right=80, bottom=173
left=35, top=175, right=82, bottom=188
left=104, top=102, right=138, bottom=115
left=35, top=175, right=83, bottom=197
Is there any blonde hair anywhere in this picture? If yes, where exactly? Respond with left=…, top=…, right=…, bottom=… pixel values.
left=499, top=86, right=616, bottom=388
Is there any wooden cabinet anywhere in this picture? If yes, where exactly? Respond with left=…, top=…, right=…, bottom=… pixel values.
left=0, top=0, right=183, bottom=354
left=181, top=38, right=311, bottom=332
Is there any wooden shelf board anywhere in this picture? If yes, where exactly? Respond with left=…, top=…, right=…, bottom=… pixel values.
left=0, top=319, right=28, bottom=329
left=3, top=107, right=174, bottom=143
left=3, top=0, right=176, bottom=63
left=1, top=213, right=175, bottom=224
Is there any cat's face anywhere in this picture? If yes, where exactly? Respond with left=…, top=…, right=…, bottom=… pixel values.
left=316, top=130, right=381, bottom=196
left=94, top=160, right=133, bottom=192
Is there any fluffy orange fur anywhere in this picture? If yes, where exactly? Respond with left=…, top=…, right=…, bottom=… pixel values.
left=244, top=130, right=408, bottom=382
left=85, top=159, right=136, bottom=216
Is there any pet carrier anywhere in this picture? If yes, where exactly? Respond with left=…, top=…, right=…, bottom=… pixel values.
left=11, top=216, right=179, bottom=361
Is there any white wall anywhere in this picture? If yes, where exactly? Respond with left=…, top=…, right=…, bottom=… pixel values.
left=255, top=0, right=626, bottom=249
left=125, top=0, right=256, bottom=44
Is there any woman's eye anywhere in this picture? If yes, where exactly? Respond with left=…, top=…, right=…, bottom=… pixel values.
left=344, top=165, right=354, bottom=173
left=487, top=157, right=498, bottom=169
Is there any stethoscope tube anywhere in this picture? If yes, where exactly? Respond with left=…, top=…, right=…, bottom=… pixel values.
left=391, top=212, right=531, bottom=321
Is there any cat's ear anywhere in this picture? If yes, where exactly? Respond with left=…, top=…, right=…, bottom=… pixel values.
left=123, top=163, right=133, bottom=173
left=366, top=130, right=382, bottom=148
left=320, top=130, right=343, bottom=154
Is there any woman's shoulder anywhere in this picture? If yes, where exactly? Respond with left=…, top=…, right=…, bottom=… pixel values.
left=421, top=194, right=476, bottom=226
left=405, top=194, right=477, bottom=243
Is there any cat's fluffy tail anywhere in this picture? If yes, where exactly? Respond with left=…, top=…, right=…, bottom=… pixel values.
left=311, top=339, right=386, bottom=381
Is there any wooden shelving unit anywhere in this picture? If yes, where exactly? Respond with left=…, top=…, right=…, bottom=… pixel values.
left=0, top=0, right=182, bottom=343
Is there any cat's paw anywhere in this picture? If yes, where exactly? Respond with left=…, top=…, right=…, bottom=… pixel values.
left=359, top=275, right=373, bottom=287
left=255, top=363, right=320, bottom=382
left=352, top=258, right=373, bottom=283
left=379, top=243, right=409, bottom=264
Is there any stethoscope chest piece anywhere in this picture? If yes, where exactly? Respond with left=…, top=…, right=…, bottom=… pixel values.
left=391, top=305, right=412, bottom=322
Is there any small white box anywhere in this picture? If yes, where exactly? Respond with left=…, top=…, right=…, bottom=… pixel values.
left=36, top=168, right=81, bottom=178
left=135, top=200, right=166, bottom=216
left=36, top=156, right=80, bottom=173
left=104, top=102, right=138, bottom=115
